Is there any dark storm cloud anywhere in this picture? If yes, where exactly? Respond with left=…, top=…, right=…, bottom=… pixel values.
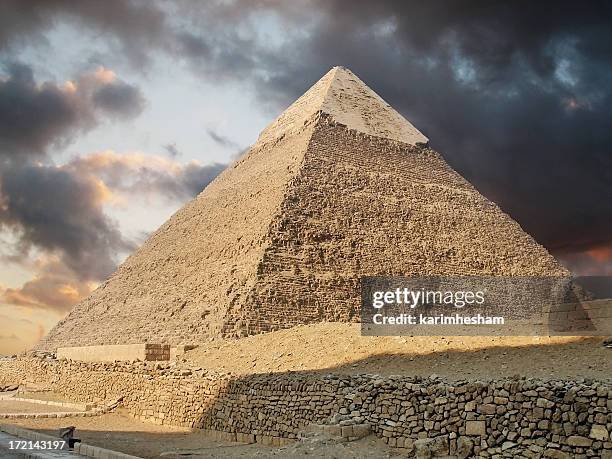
left=0, top=2, right=220, bottom=313
left=0, top=0, right=167, bottom=67
left=0, top=163, right=133, bottom=281
left=0, top=62, right=79, bottom=158
left=0, top=149, right=226, bottom=277
left=0, top=153, right=225, bottom=310
left=66, top=151, right=226, bottom=201
left=206, top=128, right=241, bottom=150
left=92, top=80, right=146, bottom=119
left=0, top=62, right=146, bottom=159
left=175, top=31, right=212, bottom=59
left=178, top=162, right=226, bottom=197
left=0, top=60, right=150, bottom=312
left=163, top=143, right=180, bottom=158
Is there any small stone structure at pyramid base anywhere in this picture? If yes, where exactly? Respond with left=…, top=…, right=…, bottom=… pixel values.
left=56, top=343, right=170, bottom=362
left=54, top=343, right=199, bottom=362
left=37, top=66, right=567, bottom=351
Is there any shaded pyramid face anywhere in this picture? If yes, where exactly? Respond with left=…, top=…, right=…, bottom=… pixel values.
left=39, top=67, right=567, bottom=350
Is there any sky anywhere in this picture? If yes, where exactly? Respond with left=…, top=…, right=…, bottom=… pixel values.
left=0, top=0, right=611, bottom=354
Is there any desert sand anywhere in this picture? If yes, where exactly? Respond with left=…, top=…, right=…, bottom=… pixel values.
left=183, top=323, right=611, bottom=381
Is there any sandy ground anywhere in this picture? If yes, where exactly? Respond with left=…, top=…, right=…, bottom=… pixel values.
left=184, top=323, right=611, bottom=381
left=0, top=399, right=80, bottom=414
left=6, top=410, right=399, bottom=459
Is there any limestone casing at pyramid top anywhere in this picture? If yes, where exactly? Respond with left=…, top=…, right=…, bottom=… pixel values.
left=256, top=66, right=429, bottom=146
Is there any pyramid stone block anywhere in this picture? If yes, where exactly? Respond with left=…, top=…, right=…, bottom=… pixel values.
left=38, top=67, right=566, bottom=350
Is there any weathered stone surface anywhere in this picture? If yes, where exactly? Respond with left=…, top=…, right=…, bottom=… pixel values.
left=429, top=436, right=449, bottom=456
left=590, top=424, right=609, bottom=441
left=37, top=67, right=567, bottom=350
left=414, top=438, right=435, bottom=458
left=456, top=436, right=474, bottom=459
left=466, top=421, right=486, bottom=436
left=501, top=441, right=517, bottom=450
left=567, top=435, right=593, bottom=447
left=478, top=403, right=497, bottom=415
left=351, top=423, right=370, bottom=439
left=543, top=449, right=571, bottom=459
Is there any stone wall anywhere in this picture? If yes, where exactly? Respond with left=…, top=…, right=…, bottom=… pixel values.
left=1, top=358, right=610, bottom=457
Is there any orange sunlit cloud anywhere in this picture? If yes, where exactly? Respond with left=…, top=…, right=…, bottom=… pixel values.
left=0, top=256, right=96, bottom=312
left=556, top=242, right=612, bottom=276
left=585, top=245, right=612, bottom=263
left=0, top=308, right=62, bottom=355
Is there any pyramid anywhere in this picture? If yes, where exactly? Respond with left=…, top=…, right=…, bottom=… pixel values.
left=38, top=67, right=567, bottom=350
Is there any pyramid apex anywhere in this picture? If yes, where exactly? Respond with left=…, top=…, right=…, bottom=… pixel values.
left=258, top=66, right=429, bottom=146
left=327, top=65, right=358, bottom=79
